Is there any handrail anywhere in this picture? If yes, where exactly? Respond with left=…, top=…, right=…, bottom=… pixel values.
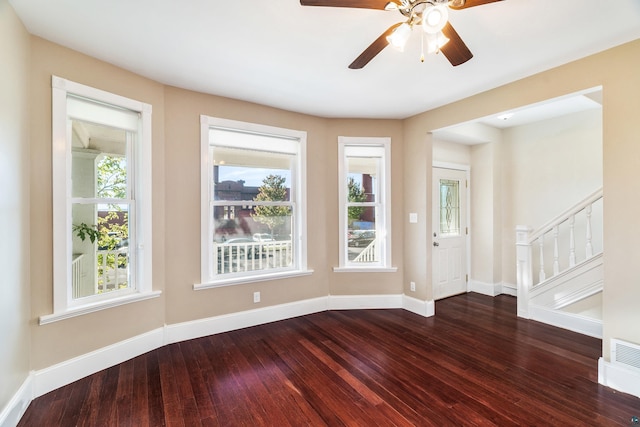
left=516, top=187, right=604, bottom=319
left=528, top=188, right=603, bottom=243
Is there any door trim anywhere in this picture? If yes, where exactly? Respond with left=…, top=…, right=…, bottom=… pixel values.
left=432, top=162, right=471, bottom=297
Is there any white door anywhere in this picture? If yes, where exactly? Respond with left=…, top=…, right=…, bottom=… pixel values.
left=432, top=167, right=468, bottom=300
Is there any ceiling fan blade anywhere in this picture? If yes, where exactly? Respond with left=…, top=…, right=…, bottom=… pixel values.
left=348, top=23, right=402, bottom=69
left=449, top=0, right=502, bottom=10
left=300, top=0, right=389, bottom=9
left=440, top=22, right=473, bottom=66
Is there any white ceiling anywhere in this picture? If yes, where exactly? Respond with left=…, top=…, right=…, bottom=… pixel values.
left=433, top=89, right=603, bottom=144
left=9, top=0, right=640, bottom=120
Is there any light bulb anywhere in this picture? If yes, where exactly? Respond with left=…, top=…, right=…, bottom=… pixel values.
left=422, top=4, right=449, bottom=34
left=426, top=31, right=450, bottom=54
left=386, top=23, right=412, bottom=51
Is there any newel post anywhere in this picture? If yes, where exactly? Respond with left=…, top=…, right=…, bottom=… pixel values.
left=515, top=225, right=533, bottom=319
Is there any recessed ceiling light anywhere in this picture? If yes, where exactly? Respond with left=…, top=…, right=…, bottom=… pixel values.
left=497, top=112, right=515, bottom=121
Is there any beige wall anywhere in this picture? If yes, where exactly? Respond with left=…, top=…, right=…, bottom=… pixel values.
left=401, top=125, right=433, bottom=300
left=433, top=139, right=471, bottom=165
left=470, top=139, right=503, bottom=285
left=403, top=39, right=640, bottom=358
left=0, top=0, right=31, bottom=412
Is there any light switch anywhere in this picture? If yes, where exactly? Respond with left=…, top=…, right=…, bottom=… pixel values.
left=409, top=213, right=418, bottom=223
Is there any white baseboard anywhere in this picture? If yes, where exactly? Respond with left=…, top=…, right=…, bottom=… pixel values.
left=598, top=358, right=640, bottom=399
left=33, top=327, right=165, bottom=399
left=166, top=294, right=435, bottom=344
left=326, top=293, right=434, bottom=317
left=402, top=295, right=435, bottom=317
left=501, top=282, right=518, bottom=296
left=469, top=281, right=517, bottom=297
left=469, top=280, right=502, bottom=296
left=0, top=373, right=32, bottom=427
left=327, top=294, right=403, bottom=310
left=529, top=304, right=602, bottom=338
left=11, top=293, right=436, bottom=425
left=165, top=297, right=328, bottom=344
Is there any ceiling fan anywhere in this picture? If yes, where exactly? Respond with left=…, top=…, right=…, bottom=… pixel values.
left=300, top=0, right=503, bottom=69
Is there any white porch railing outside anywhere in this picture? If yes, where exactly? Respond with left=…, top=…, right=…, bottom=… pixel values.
left=516, top=188, right=603, bottom=318
left=97, top=248, right=129, bottom=292
left=72, top=254, right=85, bottom=299
left=353, top=239, right=377, bottom=263
left=214, top=240, right=293, bottom=274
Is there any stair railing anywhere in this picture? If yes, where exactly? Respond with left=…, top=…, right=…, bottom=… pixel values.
left=516, top=188, right=603, bottom=318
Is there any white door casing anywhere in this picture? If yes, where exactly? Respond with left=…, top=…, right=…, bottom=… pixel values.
left=432, top=166, right=468, bottom=300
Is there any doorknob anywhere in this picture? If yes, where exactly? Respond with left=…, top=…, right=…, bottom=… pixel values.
left=433, top=242, right=439, bottom=247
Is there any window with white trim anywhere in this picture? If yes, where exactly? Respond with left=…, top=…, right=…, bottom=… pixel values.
left=198, top=116, right=310, bottom=288
left=44, top=76, right=156, bottom=324
left=336, top=137, right=394, bottom=271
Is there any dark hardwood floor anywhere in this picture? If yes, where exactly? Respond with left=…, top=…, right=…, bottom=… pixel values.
left=19, top=293, right=640, bottom=426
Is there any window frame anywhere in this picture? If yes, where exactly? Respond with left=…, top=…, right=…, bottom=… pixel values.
left=197, top=115, right=311, bottom=289
left=42, top=76, right=158, bottom=324
left=335, top=136, right=396, bottom=272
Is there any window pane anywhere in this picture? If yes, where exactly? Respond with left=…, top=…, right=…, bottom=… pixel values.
left=203, top=117, right=306, bottom=284
left=347, top=206, right=378, bottom=262
left=213, top=204, right=293, bottom=274
left=212, top=146, right=292, bottom=202
left=71, top=119, right=129, bottom=199
left=346, top=156, right=378, bottom=203
left=339, top=138, right=390, bottom=269
left=72, top=203, right=131, bottom=299
left=439, top=179, right=460, bottom=236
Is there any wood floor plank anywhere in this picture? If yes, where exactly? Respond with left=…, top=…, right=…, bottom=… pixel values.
left=177, top=340, right=219, bottom=426
left=144, top=351, right=165, bottom=427
left=17, top=294, right=640, bottom=426
left=114, top=358, right=134, bottom=427
left=129, top=351, right=150, bottom=427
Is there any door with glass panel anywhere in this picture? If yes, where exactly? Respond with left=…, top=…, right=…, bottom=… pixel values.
left=432, top=167, right=468, bottom=300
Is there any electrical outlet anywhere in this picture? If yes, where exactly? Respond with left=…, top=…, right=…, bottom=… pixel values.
left=410, top=281, right=416, bottom=292
left=253, top=291, right=260, bottom=303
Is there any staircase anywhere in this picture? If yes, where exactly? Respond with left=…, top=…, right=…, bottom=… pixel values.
left=515, top=188, right=603, bottom=338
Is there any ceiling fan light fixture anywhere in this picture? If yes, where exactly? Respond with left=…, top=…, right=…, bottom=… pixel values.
left=386, top=22, right=412, bottom=51
left=425, top=31, right=450, bottom=54
left=422, top=4, right=448, bottom=34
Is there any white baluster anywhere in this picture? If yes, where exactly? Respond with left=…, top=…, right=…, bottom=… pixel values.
left=586, top=204, right=593, bottom=258
left=553, top=225, right=560, bottom=276
left=538, top=234, right=546, bottom=282
left=569, top=215, right=576, bottom=267
left=516, top=225, right=533, bottom=318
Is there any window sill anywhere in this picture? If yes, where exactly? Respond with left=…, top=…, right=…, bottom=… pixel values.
left=39, top=290, right=162, bottom=325
left=194, top=269, right=314, bottom=290
left=333, top=266, right=398, bottom=273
